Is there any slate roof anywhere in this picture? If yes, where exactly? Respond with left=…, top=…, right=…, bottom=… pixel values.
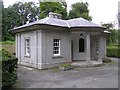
left=67, top=18, right=102, bottom=28
left=13, top=17, right=104, bottom=30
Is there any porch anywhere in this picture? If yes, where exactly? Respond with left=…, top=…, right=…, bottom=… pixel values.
left=71, top=31, right=106, bottom=62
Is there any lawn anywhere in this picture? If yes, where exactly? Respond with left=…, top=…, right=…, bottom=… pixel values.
left=0, top=41, right=15, bottom=45
left=0, top=41, right=15, bottom=54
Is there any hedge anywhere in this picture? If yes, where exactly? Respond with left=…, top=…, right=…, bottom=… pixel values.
left=106, top=46, right=120, bottom=58
left=0, top=49, right=18, bottom=88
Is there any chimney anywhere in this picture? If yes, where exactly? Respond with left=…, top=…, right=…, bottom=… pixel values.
left=48, top=12, right=62, bottom=19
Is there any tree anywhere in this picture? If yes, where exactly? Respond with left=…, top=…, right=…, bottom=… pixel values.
left=101, top=23, right=114, bottom=30
left=2, top=1, right=40, bottom=41
left=118, top=30, right=120, bottom=47
left=0, top=1, right=3, bottom=41
left=68, top=2, right=92, bottom=21
left=2, top=8, right=22, bottom=41
left=102, top=23, right=118, bottom=45
left=39, top=2, right=67, bottom=19
left=9, top=1, right=39, bottom=24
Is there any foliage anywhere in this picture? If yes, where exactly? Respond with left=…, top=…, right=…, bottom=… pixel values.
left=0, top=49, right=18, bottom=88
left=0, top=3, right=2, bottom=48
left=2, top=7, right=22, bottom=41
left=68, top=2, right=92, bottom=20
left=60, top=63, right=72, bottom=68
left=102, top=57, right=111, bottom=63
left=59, top=63, right=73, bottom=71
left=39, top=2, right=67, bottom=19
left=106, top=29, right=118, bottom=45
left=2, top=1, right=39, bottom=41
left=106, top=45, right=120, bottom=58
left=102, top=23, right=119, bottom=46
left=0, top=41, right=15, bottom=45
left=102, top=23, right=114, bottom=30
left=118, top=30, right=120, bottom=47
left=10, top=1, right=39, bottom=24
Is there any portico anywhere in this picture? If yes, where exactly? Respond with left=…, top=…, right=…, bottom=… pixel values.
left=71, top=30, right=106, bottom=62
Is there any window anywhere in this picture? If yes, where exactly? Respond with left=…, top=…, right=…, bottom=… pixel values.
left=25, top=38, right=30, bottom=56
left=53, top=39, right=60, bottom=56
left=79, top=38, right=84, bottom=52
left=96, top=40, right=98, bottom=54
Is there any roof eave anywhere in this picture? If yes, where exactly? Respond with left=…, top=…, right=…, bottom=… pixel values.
left=11, top=24, right=69, bottom=33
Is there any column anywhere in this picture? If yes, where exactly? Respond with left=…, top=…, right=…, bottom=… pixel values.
left=98, top=36, right=105, bottom=61
left=17, top=34, right=21, bottom=64
left=104, top=36, right=106, bottom=57
left=86, top=33, right=91, bottom=61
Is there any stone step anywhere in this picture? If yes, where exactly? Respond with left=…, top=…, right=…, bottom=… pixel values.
left=71, top=61, right=103, bottom=67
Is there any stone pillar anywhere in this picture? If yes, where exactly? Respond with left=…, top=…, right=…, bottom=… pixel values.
left=86, top=33, right=91, bottom=61
left=17, top=34, right=21, bottom=64
left=91, top=36, right=97, bottom=60
left=104, top=36, right=107, bottom=57
left=98, top=35, right=106, bottom=61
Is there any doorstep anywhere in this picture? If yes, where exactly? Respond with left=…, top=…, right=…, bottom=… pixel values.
left=71, top=61, right=103, bottom=67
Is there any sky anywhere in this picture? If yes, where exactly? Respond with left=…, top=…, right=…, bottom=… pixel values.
left=3, top=0, right=120, bottom=28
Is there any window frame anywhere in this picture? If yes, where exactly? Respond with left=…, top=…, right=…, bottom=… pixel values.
left=25, top=38, right=31, bottom=57
left=79, top=38, right=85, bottom=52
left=96, top=40, right=99, bottom=55
left=53, top=39, right=61, bottom=56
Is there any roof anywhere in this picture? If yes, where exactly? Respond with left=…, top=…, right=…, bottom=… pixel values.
left=67, top=18, right=102, bottom=28
left=12, top=17, right=104, bottom=31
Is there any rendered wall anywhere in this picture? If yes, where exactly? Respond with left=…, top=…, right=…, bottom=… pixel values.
left=41, top=29, right=71, bottom=69
left=16, top=30, right=42, bottom=69
left=71, top=32, right=87, bottom=60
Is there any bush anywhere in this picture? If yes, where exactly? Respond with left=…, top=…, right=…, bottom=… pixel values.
left=102, top=57, right=112, bottom=63
left=0, top=49, right=18, bottom=88
left=107, top=46, right=120, bottom=58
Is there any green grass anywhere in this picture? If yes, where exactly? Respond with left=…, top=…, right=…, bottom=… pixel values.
left=0, top=41, right=15, bottom=45
left=108, top=60, right=117, bottom=65
left=49, top=67, right=59, bottom=72
left=60, top=63, right=72, bottom=68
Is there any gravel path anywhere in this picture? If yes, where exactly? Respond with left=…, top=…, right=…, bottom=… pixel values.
left=14, top=58, right=118, bottom=88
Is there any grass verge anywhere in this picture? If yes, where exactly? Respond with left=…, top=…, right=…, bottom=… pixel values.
left=0, top=41, right=15, bottom=45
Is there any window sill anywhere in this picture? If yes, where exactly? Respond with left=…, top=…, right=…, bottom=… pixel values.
left=24, top=55, right=31, bottom=58
left=79, top=51, right=85, bottom=53
left=52, top=56, right=63, bottom=58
